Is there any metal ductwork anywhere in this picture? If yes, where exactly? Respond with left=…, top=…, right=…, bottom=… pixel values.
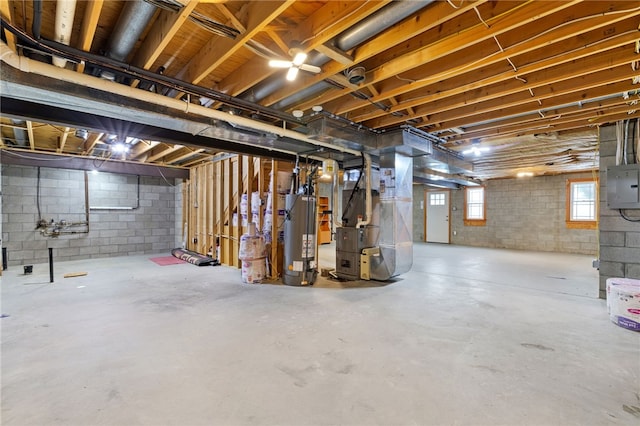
left=100, top=1, right=157, bottom=79
left=335, top=151, right=414, bottom=281
left=333, top=1, right=430, bottom=51
left=10, top=119, right=28, bottom=147
left=244, top=1, right=432, bottom=105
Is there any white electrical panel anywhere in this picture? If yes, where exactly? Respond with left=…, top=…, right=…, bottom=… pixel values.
left=607, top=165, right=640, bottom=209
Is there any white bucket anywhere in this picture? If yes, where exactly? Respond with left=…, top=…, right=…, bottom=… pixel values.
left=607, top=277, right=640, bottom=331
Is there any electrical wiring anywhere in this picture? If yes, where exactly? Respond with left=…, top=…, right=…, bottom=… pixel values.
left=619, top=209, right=640, bottom=222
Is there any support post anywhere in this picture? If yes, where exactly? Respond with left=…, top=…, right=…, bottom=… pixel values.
left=48, top=247, right=54, bottom=283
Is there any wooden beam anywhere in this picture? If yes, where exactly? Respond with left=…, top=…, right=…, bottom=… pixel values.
left=214, top=3, right=246, bottom=32
left=177, top=1, right=294, bottom=90
left=259, top=0, right=491, bottom=106
left=368, top=52, right=640, bottom=129
left=76, top=0, right=104, bottom=73
left=26, top=121, right=35, bottom=150
left=164, top=147, right=206, bottom=165
left=129, top=140, right=159, bottom=160
left=132, top=0, right=197, bottom=71
left=0, top=0, right=17, bottom=52
left=58, top=127, right=71, bottom=153
left=146, top=145, right=183, bottom=163
left=215, top=0, right=390, bottom=96
left=82, top=132, right=104, bottom=156
left=436, top=80, right=639, bottom=140
left=330, top=10, right=640, bottom=118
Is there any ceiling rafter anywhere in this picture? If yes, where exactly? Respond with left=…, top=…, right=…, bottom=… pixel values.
left=329, top=6, right=640, bottom=119
left=216, top=0, right=390, bottom=98
left=175, top=0, right=295, bottom=90
left=261, top=0, right=487, bottom=108
left=76, top=0, right=104, bottom=73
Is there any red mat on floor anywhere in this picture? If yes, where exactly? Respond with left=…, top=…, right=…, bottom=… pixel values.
left=149, top=256, right=187, bottom=266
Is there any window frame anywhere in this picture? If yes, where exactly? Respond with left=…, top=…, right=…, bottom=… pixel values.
left=464, top=186, right=486, bottom=226
left=565, top=178, right=598, bottom=230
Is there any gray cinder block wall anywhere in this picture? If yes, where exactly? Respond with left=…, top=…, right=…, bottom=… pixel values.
left=449, top=173, right=598, bottom=255
left=1, top=164, right=177, bottom=266
left=598, top=124, right=640, bottom=298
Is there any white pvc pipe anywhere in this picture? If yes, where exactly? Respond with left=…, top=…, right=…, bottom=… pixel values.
left=0, top=41, right=363, bottom=158
left=52, top=0, right=77, bottom=68
left=356, top=152, right=372, bottom=229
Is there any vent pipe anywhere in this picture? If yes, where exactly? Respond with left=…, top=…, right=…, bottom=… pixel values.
left=101, top=1, right=157, bottom=79
left=52, top=0, right=77, bottom=67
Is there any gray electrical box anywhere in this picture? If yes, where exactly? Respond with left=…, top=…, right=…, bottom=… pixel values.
left=607, top=164, right=640, bottom=209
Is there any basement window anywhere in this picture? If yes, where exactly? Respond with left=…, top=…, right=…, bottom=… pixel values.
left=464, top=187, right=486, bottom=226
left=566, top=178, right=598, bottom=229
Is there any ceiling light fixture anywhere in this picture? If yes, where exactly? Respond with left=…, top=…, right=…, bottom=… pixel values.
left=517, top=171, right=534, bottom=178
left=112, top=142, right=129, bottom=154
left=462, top=146, right=490, bottom=157
left=292, top=110, right=304, bottom=118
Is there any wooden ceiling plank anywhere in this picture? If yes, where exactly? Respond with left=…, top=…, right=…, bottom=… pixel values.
left=76, top=0, right=104, bottom=73
left=274, top=0, right=579, bottom=110
left=331, top=9, right=640, bottom=118
left=130, top=140, right=160, bottom=159
left=0, top=0, right=17, bottom=52
left=165, top=147, right=206, bottom=164
left=415, top=67, right=640, bottom=129
left=261, top=0, right=487, bottom=107
left=147, top=145, right=183, bottom=163
left=215, top=0, right=390, bottom=97
left=441, top=94, right=634, bottom=140
left=132, top=0, right=197, bottom=71
left=364, top=47, right=640, bottom=129
left=365, top=38, right=638, bottom=123
left=448, top=103, right=637, bottom=142
left=214, top=3, right=246, bottom=32
left=179, top=1, right=295, bottom=88
left=58, top=127, right=71, bottom=153
left=182, top=155, right=213, bottom=167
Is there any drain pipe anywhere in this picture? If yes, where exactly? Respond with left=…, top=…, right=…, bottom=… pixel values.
left=355, top=152, right=372, bottom=229
left=330, top=159, right=342, bottom=228
left=52, top=0, right=77, bottom=68
left=0, top=40, right=364, bottom=158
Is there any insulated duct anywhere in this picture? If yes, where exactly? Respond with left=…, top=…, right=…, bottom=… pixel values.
left=52, top=0, right=77, bottom=68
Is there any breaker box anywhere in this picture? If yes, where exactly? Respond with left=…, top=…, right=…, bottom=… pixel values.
left=607, top=164, right=640, bottom=209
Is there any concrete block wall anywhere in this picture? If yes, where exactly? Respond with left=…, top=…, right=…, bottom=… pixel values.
left=598, top=124, right=640, bottom=298
left=449, top=173, right=598, bottom=255
left=1, top=164, right=177, bottom=266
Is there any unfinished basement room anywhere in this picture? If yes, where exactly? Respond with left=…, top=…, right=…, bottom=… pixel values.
left=1, top=1, right=639, bottom=425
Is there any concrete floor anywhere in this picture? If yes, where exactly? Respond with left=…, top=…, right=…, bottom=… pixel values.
left=1, top=243, right=639, bottom=425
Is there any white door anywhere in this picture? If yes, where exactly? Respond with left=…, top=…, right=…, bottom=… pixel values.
left=426, top=190, right=450, bottom=243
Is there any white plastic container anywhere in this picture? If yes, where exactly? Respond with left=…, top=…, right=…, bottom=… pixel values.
left=606, top=277, right=640, bottom=331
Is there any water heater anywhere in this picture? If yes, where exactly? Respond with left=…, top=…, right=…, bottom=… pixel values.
left=282, top=188, right=318, bottom=286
